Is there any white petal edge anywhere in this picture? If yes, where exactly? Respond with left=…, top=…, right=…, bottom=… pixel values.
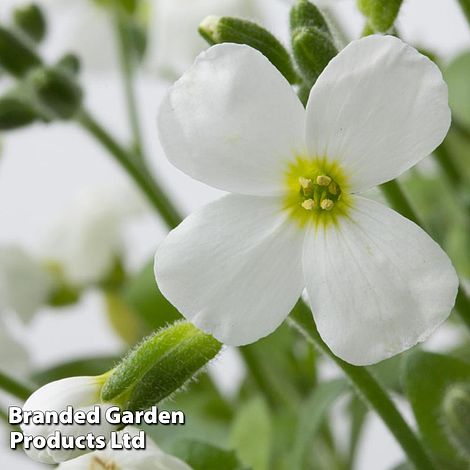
left=158, top=43, right=305, bottom=196
left=155, top=194, right=305, bottom=345
left=303, top=196, right=458, bottom=365
left=305, top=35, right=451, bottom=193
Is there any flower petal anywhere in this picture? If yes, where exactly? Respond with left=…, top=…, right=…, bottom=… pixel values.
left=305, top=35, right=451, bottom=192
left=303, top=196, right=458, bottom=365
left=155, top=194, right=305, bottom=345
left=158, top=43, right=305, bottom=196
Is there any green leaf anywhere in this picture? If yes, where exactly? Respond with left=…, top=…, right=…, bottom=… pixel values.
left=142, top=374, right=233, bottom=450
left=240, top=323, right=316, bottom=409
left=290, top=379, right=349, bottom=469
left=230, top=397, right=272, bottom=470
left=123, top=261, right=182, bottom=332
left=101, top=321, right=221, bottom=410
left=32, top=356, right=118, bottom=385
left=171, top=440, right=246, bottom=470
left=444, top=51, right=470, bottom=130
left=357, top=0, right=403, bottom=32
left=403, top=351, right=470, bottom=469
left=442, top=384, right=470, bottom=459
left=199, top=16, right=300, bottom=85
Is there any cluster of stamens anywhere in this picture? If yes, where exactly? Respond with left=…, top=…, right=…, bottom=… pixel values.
left=298, top=174, right=342, bottom=212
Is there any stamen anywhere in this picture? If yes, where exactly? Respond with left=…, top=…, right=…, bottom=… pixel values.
left=298, top=177, right=312, bottom=189
left=328, top=181, right=338, bottom=195
left=301, top=199, right=315, bottom=210
left=316, top=175, right=332, bottom=186
left=320, top=199, right=334, bottom=211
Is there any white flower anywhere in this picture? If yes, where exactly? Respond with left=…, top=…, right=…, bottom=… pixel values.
left=0, top=245, right=53, bottom=321
left=43, top=185, right=146, bottom=285
left=154, top=35, right=459, bottom=366
left=0, top=316, right=29, bottom=377
left=146, top=0, right=260, bottom=77
left=57, top=426, right=191, bottom=470
left=21, top=376, right=117, bottom=464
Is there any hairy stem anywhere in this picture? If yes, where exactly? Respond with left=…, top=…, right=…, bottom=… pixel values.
left=114, top=12, right=145, bottom=162
left=289, top=302, right=438, bottom=470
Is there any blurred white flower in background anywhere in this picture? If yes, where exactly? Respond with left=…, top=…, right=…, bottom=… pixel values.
left=147, top=0, right=261, bottom=77
left=0, top=316, right=29, bottom=377
left=57, top=427, right=191, bottom=470
left=0, top=245, right=53, bottom=321
left=42, top=184, right=147, bottom=286
left=21, top=375, right=118, bottom=464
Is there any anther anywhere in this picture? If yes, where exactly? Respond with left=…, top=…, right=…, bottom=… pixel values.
left=301, top=199, right=315, bottom=210
left=316, top=175, right=332, bottom=186
left=298, top=177, right=312, bottom=189
left=328, top=181, right=338, bottom=195
left=320, top=199, right=334, bottom=211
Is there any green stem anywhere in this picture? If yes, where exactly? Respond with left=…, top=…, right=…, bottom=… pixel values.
left=76, top=109, right=182, bottom=229
left=380, top=179, right=470, bottom=330
left=433, top=143, right=463, bottom=188
left=239, top=346, right=300, bottom=412
left=114, top=12, right=145, bottom=162
left=289, top=302, right=438, bottom=470
left=0, top=371, right=34, bottom=401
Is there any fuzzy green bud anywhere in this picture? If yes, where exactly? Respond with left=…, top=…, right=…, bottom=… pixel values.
left=29, top=67, right=82, bottom=119
left=56, top=54, right=81, bottom=77
left=290, top=0, right=337, bottom=88
left=442, top=383, right=470, bottom=458
left=199, top=16, right=300, bottom=85
left=357, top=0, right=403, bottom=33
left=0, top=94, right=37, bottom=130
left=0, top=26, right=41, bottom=78
left=13, top=3, right=47, bottom=43
left=101, top=321, right=221, bottom=410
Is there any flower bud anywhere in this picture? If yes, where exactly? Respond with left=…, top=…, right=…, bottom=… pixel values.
left=13, top=3, right=47, bottom=43
left=0, top=94, right=37, bottom=130
left=290, top=0, right=331, bottom=34
left=56, top=54, right=81, bottom=77
left=199, top=16, right=300, bottom=85
left=21, top=375, right=118, bottom=464
left=442, top=383, right=470, bottom=458
left=290, top=0, right=337, bottom=87
left=357, top=0, right=403, bottom=33
left=291, top=27, right=337, bottom=88
left=0, top=26, right=41, bottom=77
left=101, top=321, right=221, bottom=411
left=29, top=67, right=83, bottom=119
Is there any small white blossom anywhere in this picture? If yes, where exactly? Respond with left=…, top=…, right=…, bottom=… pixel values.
left=0, top=316, right=29, bottom=377
left=57, top=427, right=191, bottom=470
left=43, top=185, right=146, bottom=285
left=0, top=245, right=53, bottom=321
left=21, top=376, right=117, bottom=464
left=155, top=35, right=458, bottom=366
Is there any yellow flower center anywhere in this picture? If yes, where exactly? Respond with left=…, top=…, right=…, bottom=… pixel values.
left=284, top=156, right=352, bottom=228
